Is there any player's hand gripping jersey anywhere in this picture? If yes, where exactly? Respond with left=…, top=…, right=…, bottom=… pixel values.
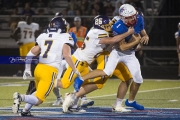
left=18, top=21, right=39, bottom=44
left=73, top=28, right=109, bottom=64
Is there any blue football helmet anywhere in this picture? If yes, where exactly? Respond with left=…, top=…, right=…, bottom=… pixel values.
left=48, top=17, right=67, bottom=33
left=55, top=12, right=63, bottom=17
left=93, top=15, right=111, bottom=32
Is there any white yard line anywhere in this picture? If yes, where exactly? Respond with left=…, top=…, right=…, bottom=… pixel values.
left=0, top=76, right=34, bottom=80
left=2, top=86, right=180, bottom=109
left=88, top=86, right=180, bottom=99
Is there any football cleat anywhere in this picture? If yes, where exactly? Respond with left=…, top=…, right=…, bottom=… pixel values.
left=112, top=103, right=131, bottom=112
left=66, top=107, right=86, bottom=113
left=20, top=110, right=33, bottom=116
left=80, top=98, right=94, bottom=108
left=12, top=92, right=22, bottom=114
left=13, top=71, right=23, bottom=77
left=125, top=99, right=144, bottom=110
left=62, top=93, right=76, bottom=113
left=52, top=97, right=64, bottom=106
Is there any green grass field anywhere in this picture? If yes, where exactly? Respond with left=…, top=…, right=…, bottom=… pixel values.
left=0, top=78, right=180, bottom=111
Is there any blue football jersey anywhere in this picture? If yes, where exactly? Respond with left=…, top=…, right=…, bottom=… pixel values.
left=112, top=14, right=144, bottom=42
left=69, top=32, right=77, bottom=54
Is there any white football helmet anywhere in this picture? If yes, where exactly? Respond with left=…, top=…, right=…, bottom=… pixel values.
left=178, top=22, right=180, bottom=29
left=119, top=4, right=137, bottom=26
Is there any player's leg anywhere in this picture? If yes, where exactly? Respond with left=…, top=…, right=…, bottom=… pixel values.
left=112, top=62, right=132, bottom=112
left=74, top=49, right=119, bottom=89
left=59, top=56, right=88, bottom=112
left=26, top=81, right=36, bottom=95
left=122, top=55, right=144, bottom=110
left=178, top=53, right=180, bottom=79
left=58, top=56, right=87, bottom=89
left=52, top=87, right=63, bottom=106
left=13, top=44, right=25, bottom=76
left=80, top=53, right=109, bottom=107
left=69, top=66, right=89, bottom=110
left=13, top=64, right=58, bottom=115
left=63, top=54, right=111, bottom=111
left=63, top=50, right=120, bottom=112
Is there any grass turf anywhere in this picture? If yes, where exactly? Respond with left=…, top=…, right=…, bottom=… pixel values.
left=0, top=78, right=180, bottom=109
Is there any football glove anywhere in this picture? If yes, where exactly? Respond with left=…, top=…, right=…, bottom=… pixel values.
left=74, top=70, right=81, bottom=77
left=23, top=70, right=32, bottom=80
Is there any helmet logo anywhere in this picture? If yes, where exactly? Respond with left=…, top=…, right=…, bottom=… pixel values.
left=119, top=7, right=125, bottom=14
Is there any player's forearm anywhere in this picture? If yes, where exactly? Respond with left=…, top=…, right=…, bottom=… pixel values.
left=119, top=41, right=139, bottom=51
left=111, top=31, right=133, bottom=44
left=25, top=50, right=35, bottom=70
left=64, top=55, right=76, bottom=72
left=25, top=46, right=40, bottom=70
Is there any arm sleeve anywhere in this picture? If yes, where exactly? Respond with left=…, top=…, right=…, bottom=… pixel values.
left=71, top=32, right=77, bottom=44
left=139, top=16, right=144, bottom=31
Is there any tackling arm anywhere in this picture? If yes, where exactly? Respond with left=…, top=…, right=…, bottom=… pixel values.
left=63, top=43, right=83, bottom=92
left=99, top=27, right=134, bottom=44
left=119, top=34, right=141, bottom=51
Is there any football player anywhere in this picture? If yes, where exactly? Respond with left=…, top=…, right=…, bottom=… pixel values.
left=65, top=4, right=149, bottom=111
left=13, top=15, right=39, bottom=76
left=175, top=22, right=180, bottom=79
left=60, top=15, right=135, bottom=112
left=12, top=17, right=81, bottom=116
left=52, top=21, right=78, bottom=106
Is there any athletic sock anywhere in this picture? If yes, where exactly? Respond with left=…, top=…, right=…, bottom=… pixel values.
left=23, top=103, right=33, bottom=112
left=128, top=100, right=135, bottom=103
left=22, top=95, right=38, bottom=105
left=116, top=98, right=123, bottom=106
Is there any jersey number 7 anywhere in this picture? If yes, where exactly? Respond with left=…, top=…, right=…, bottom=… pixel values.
left=43, top=40, right=53, bottom=58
